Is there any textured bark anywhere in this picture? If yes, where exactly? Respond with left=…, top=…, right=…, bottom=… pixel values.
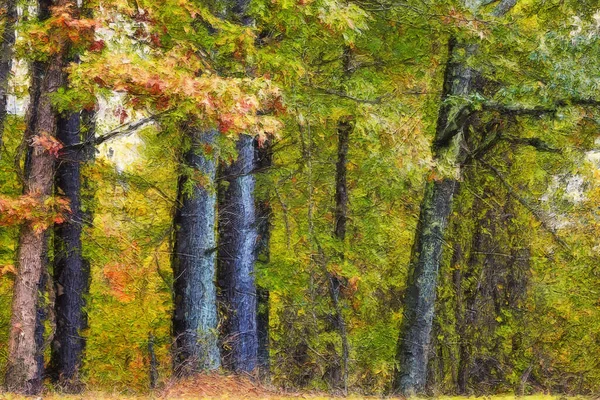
left=172, top=129, right=221, bottom=375
left=394, top=34, right=477, bottom=395
left=218, top=134, right=259, bottom=373
left=254, top=139, right=272, bottom=378
left=334, top=120, right=351, bottom=241
left=393, top=2, right=518, bottom=386
left=4, top=1, right=69, bottom=393
left=330, top=118, right=353, bottom=392
left=50, top=111, right=90, bottom=391
left=394, top=178, right=458, bottom=395
left=0, top=0, right=16, bottom=152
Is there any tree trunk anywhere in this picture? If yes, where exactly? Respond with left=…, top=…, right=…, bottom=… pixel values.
left=254, top=138, right=272, bottom=378
left=455, top=213, right=484, bottom=395
left=334, top=119, right=351, bottom=241
left=331, top=118, right=352, bottom=393
left=394, top=177, right=458, bottom=396
left=0, top=0, right=16, bottom=153
left=217, top=134, right=259, bottom=373
left=172, top=129, right=221, bottom=375
left=393, top=34, right=475, bottom=395
left=4, top=0, right=69, bottom=390
left=50, top=111, right=89, bottom=392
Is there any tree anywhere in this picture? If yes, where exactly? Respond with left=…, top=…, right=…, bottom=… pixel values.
left=4, top=0, right=74, bottom=393
left=393, top=0, right=518, bottom=395
left=172, top=128, right=221, bottom=374
left=218, top=134, right=259, bottom=372
left=50, top=108, right=91, bottom=391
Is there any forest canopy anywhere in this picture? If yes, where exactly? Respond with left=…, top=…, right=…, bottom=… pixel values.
left=1, top=0, right=600, bottom=397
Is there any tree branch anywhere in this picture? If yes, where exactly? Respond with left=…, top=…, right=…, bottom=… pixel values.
left=309, top=85, right=386, bottom=105
left=483, top=98, right=600, bottom=117
left=503, top=135, right=561, bottom=153
left=64, top=113, right=165, bottom=150
left=482, top=102, right=558, bottom=117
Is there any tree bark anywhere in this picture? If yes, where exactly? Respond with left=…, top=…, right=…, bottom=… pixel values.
left=334, top=119, right=351, bottom=241
left=331, top=118, right=352, bottom=393
left=172, top=129, right=221, bottom=375
left=393, top=35, right=476, bottom=396
left=217, top=134, right=259, bottom=373
left=4, top=4, right=69, bottom=394
left=394, top=177, right=458, bottom=396
left=50, top=111, right=90, bottom=392
left=0, top=0, right=16, bottom=153
left=393, top=1, right=519, bottom=386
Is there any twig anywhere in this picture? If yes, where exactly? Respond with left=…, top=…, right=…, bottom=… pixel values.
left=309, top=85, right=387, bottom=105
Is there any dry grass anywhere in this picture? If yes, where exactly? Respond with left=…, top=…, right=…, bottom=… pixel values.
left=0, top=375, right=592, bottom=399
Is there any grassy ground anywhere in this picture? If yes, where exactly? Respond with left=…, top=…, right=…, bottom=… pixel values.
left=0, top=375, right=591, bottom=399
left=0, top=392, right=590, bottom=399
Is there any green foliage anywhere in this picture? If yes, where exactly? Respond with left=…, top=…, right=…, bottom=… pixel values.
left=3, top=0, right=600, bottom=396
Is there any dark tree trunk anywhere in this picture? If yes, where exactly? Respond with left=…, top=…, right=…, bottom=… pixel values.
left=256, top=288, right=269, bottom=375
left=254, top=138, right=273, bottom=378
left=0, top=0, right=16, bottom=152
left=218, top=134, right=259, bottom=373
left=148, top=333, right=158, bottom=389
left=172, top=129, right=221, bottom=375
left=50, top=111, right=90, bottom=392
left=334, top=120, right=351, bottom=241
left=214, top=0, right=261, bottom=375
left=331, top=118, right=353, bottom=392
left=455, top=213, right=484, bottom=395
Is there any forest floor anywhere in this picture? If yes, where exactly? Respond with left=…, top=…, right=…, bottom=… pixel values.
left=0, top=375, right=590, bottom=399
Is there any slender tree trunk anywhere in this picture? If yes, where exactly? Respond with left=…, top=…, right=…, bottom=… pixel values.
left=331, top=118, right=352, bottom=393
left=455, top=215, right=484, bottom=395
left=334, top=119, right=351, bottom=240
left=49, top=111, right=89, bottom=392
left=254, top=138, right=272, bottom=378
left=394, top=177, right=458, bottom=396
left=256, top=287, right=269, bottom=375
left=217, top=134, right=259, bottom=373
left=4, top=2, right=69, bottom=393
left=393, top=32, right=484, bottom=395
left=172, top=129, right=221, bottom=375
left=0, top=0, right=16, bottom=152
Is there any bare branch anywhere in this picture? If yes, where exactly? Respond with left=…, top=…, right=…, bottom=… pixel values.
left=309, top=85, right=387, bottom=105
left=483, top=98, right=600, bottom=117
left=65, top=112, right=166, bottom=150
left=503, top=135, right=561, bottom=153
